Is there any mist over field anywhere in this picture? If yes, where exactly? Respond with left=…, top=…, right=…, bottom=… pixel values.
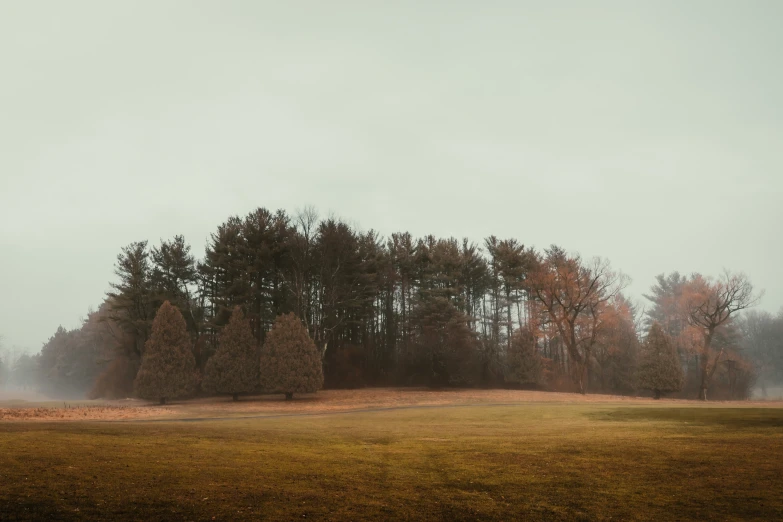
left=1, top=1, right=782, bottom=520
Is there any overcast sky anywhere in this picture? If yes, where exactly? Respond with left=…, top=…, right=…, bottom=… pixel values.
left=1, top=1, right=781, bottom=351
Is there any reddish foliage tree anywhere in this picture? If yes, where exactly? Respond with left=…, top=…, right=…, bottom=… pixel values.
left=528, top=246, right=628, bottom=394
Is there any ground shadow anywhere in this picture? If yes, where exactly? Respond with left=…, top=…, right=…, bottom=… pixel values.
left=596, top=407, right=783, bottom=428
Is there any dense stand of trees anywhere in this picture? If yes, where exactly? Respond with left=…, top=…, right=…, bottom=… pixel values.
left=4, top=206, right=783, bottom=401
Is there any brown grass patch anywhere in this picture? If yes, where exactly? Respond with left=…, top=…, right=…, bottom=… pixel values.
left=169, top=388, right=783, bottom=418
left=2, top=388, right=781, bottom=422
left=1, top=404, right=782, bottom=520
left=0, top=404, right=168, bottom=422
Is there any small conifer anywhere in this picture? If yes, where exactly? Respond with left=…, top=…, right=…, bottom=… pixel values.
left=134, top=301, right=196, bottom=404
left=202, top=306, right=259, bottom=401
left=259, top=313, right=323, bottom=400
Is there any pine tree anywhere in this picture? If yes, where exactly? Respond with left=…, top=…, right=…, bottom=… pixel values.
left=134, top=301, right=196, bottom=404
left=150, top=235, right=199, bottom=332
left=202, top=306, right=259, bottom=401
left=259, top=313, right=323, bottom=400
left=636, top=322, right=684, bottom=399
left=107, top=241, right=155, bottom=359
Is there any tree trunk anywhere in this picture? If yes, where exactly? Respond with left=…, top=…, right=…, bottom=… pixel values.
left=698, top=330, right=716, bottom=401
left=654, top=389, right=661, bottom=400
left=506, top=289, right=513, bottom=353
left=160, top=397, right=166, bottom=405
left=285, top=392, right=293, bottom=401
left=232, top=393, right=239, bottom=402
left=577, top=362, right=588, bottom=395
left=699, top=357, right=709, bottom=401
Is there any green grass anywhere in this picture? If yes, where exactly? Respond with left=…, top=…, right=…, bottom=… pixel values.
left=1, top=404, right=782, bottom=521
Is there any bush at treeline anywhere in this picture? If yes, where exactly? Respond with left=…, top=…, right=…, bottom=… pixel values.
left=130, top=303, right=321, bottom=403
left=12, top=207, right=783, bottom=401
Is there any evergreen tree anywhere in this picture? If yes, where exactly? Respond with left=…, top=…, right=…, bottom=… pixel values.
left=313, top=219, right=379, bottom=385
left=198, top=216, right=247, bottom=336
left=134, top=301, right=196, bottom=404
left=12, top=354, right=38, bottom=390
left=636, top=323, right=684, bottom=399
left=38, top=326, right=99, bottom=398
left=107, top=241, right=155, bottom=359
left=643, top=272, right=690, bottom=338
left=259, top=313, right=323, bottom=400
left=150, top=235, right=199, bottom=330
left=202, top=306, right=259, bottom=401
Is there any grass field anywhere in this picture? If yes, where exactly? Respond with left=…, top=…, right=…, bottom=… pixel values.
left=1, top=392, right=782, bottom=521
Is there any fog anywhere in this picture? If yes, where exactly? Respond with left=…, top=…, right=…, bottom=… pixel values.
left=3, top=5, right=783, bottom=520
left=1, top=1, right=782, bottom=353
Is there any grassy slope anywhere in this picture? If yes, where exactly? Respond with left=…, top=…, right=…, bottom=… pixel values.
left=1, top=404, right=781, bottom=521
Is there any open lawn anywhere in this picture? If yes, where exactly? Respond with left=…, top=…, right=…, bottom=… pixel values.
left=1, top=390, right=782, bottom=521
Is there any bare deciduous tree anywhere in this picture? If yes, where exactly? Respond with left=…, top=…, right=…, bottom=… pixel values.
left=685, top=271, right=761, bottom=400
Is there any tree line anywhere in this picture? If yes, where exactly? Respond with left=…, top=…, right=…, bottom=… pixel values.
left=3, top=206, right=782, bottom=401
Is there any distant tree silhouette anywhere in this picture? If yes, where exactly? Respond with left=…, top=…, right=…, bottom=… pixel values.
left=107, top=241, right=155, bottom=360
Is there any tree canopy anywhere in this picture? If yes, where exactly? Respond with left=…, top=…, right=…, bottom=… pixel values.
left=259, top=313, right=324, bottom=400
left=134, top=301, right=196, bottom=404
left=201, top=306, right=259, bottom=400
left=22, top=206, right=778, bottom=402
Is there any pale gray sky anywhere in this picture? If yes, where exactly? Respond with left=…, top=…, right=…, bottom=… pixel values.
left=1, top=1, right=781, bottom=351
